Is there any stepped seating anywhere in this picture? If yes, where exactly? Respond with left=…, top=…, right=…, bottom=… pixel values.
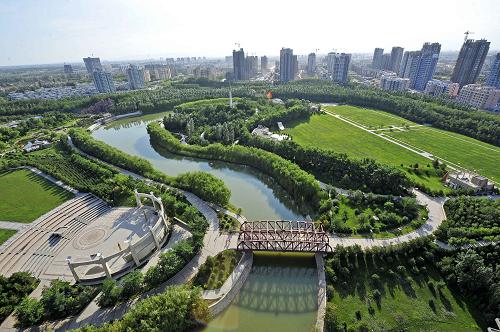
left=0, top=194, right=110, bottom=278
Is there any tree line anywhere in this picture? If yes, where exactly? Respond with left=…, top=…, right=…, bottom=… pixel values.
left=148, top=122, right=325, bottom=210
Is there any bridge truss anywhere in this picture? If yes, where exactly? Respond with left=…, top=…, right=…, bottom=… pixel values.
left=237, top=220, right=333, bottom=253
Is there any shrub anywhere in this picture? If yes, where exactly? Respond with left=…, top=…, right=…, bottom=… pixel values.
left=14, top=298, right=44, bottom=328
left=326, top=285, right=335, bottom=300
left=0, top=272, right=39, bottom=322
left=120, top=271, right=144, bottom=301
left=98, top=279, right=121, bottom=308
left=324, top=303, right=342, bottom=332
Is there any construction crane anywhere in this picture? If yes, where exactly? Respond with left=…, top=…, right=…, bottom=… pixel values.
left=464, top=31, right=475, bottom=42
left=234, top=42, right=241, bottom=49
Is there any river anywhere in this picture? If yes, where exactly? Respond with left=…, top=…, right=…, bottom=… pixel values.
left=91, top=112, right=306, bottom=220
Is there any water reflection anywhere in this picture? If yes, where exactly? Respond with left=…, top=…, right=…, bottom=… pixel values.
left=202, top=252, right=318, bottom=332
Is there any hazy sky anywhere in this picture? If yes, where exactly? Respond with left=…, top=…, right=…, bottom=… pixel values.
left=1, top=0, right=499, bottom=66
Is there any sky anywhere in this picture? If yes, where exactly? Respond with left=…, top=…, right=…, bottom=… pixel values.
left=1, top=0, right=499, bottom=66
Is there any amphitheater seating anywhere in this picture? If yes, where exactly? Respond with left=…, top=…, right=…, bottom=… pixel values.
left=0, top=194, right=110, bottom=278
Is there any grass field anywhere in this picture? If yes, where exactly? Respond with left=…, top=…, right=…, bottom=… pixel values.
left=0, top=229, right=17, bottom=245
left=0, top=169, right=74, bottom=223
left=386, top=126, right=500, bottom=183
left=327, top=256, right=484, bottom=331
left=285, top=114, right=446, bottom=191
left=329, top=105, right=416, bottom=128
left=323, top=105, right=499, bottom=184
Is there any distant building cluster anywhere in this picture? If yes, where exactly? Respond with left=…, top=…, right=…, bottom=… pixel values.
left=446, top=172, right=495, bottom=194
left=366, top=37, right=500, bottom=111
left=8, top=83, right=97, bottom=100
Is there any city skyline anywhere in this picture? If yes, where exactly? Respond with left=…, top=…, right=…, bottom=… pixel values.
left=1, top=0, right=499, bottom=66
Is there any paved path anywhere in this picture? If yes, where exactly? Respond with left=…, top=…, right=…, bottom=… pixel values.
left=0, top=221, right=27, bottom=230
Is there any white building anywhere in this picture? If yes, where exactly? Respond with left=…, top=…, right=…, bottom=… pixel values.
left=424, top=79, right=460, bottom=97
left=457, top=84, right=500, bottom=110
left=380, top=75, right=410, bottom=91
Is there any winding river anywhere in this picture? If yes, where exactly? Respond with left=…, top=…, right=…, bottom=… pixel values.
left=91, top=113, right=319, bottom=331
left=91, top=112, right=305, bottom=220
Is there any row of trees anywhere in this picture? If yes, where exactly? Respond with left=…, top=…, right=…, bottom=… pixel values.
left=0, top=84, right=259, bottom=116
left=148, top=122, right=325, bottom=209
left=271, top=80, right=500, bottom=146
left=242, top=130, right=411, bottom=195
left=436, top=196, right=500, bottom=244
left=69, top=129, right=231, bottom=206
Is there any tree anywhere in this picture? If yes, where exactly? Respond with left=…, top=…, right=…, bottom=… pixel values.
left=14, top=298, right=44, bottom=328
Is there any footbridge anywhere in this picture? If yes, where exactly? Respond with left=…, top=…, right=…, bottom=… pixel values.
left=237, top=221, right=333, bottom=253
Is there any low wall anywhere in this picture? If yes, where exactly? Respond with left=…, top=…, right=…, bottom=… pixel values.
left=315, top=253, right=326, bottom=332
left=208, top=252, right=253, bottom=317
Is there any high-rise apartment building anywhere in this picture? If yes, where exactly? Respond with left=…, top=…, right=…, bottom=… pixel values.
left=399, top=51, right=421, bottom=84
left=245, top=56, right=259, bottom=78
left=380, top=75, right=410, bottom=91
left=261, top=56, right=268, bottom=73
left=327, top=52, right=351, bottom=83
left=485, top=53, right=500, bottom=89
left=390, top=47, right=404, bottom=73
left=457, top=84, right=500, bottom=110
left=280, top=48, right=295, bottom=83
left=413, top=42, right=441, bottom=91
left=126, top=65, right=145, bottom=90
left=144, top=64, right=171, bottom=81
left=451, top=39, right=490, bottom=87
left=63, top=64, right=73, bottom=74
left=307, top=53, right=316, bottom=75
left=92, top=70, right=115, bottom=93
left=83, top=57, right=102, bottom=74
left=232, top=48, right=247, bottom=80
left=372, top=48, right=384, bottom=70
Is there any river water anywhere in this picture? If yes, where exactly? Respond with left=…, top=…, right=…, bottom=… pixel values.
left=91, top=113, right=305, bottom=220
left=202, top=252, right=318, bottom=332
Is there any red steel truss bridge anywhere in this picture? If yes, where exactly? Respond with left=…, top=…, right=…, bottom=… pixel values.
left=237, top=220, right=333, bottom=253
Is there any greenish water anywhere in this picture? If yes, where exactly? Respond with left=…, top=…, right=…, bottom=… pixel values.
left=91, top=113, right=305, bottom=220
left=203, top=252, right=318, bottom=332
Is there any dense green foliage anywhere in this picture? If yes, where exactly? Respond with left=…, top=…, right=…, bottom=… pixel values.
left=272, top=80, right=500, bottom=146
left=192, top=250, right=242, bottom=290
left=0, top=84, right=258, bottom=116
left=436, top=196, right=500, bottom=244
left=173, top=172, right=230, bottom=207
left=324, top=238, right=485, bottom=331
left=148, top=122, right=324, bottom=209
left=0, top=272, right=39, bottom=322
left=438, top=245, right=499, bottom=324
left=319, top=191, right=426, bottom=235
left=14, top=280, right=98, bottom=327
left=75, top=285, right=209, bottom=332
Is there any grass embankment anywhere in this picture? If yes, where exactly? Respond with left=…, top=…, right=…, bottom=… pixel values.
left=0, top=169, right=73, bottom=223
left=0, top=229, right=17, bottom=245
left=192, top=250, right=242, bottom=290
left=326, top=248, right=485, bottom=331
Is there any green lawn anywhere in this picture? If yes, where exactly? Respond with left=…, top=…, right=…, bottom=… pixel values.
left=0, top=169, right=74, bottom=223
left=327, top=256, right=485, bottom=331
left=0, top=229, right=17, bottom=245
left=386, top=126, right=500, bottom=183
left=328, top=105, right=416, bottom=128
left=284, top=114, right=446, bottom=191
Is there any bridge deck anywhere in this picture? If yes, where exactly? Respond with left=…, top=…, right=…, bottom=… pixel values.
left=237, top=220, right=333, bottom=253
